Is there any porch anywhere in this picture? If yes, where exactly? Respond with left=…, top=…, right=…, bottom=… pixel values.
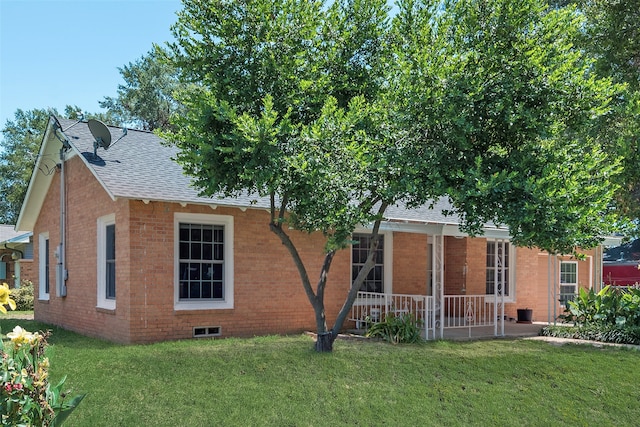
left=349, top=291, right=533, bottom=340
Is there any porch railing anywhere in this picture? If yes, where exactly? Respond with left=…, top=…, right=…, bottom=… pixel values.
left=441, top=295, right=497, bottom=328
left=350, top=291, right=502, bottom=339
left=349, top=292, right=435, bottom=332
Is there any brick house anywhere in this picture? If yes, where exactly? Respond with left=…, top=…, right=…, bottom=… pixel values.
left=16, top=116, right=618, bottom=343
left=0, top=225, right=34, bottom=289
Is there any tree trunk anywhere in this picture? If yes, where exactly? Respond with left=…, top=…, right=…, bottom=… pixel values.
left=315, top=331, right=335, bottom=352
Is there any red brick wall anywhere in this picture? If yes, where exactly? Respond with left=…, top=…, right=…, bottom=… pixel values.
left=33, top=155, right=131, bottom=342
left=506, top=248, right=597, bottom=322
left=392, top=232, right=428, bottom=295
left=126, top=201, right=352, bottom=343
left=444, top=237, right=468, bottom=295
left=18, top=260, right=36, bottom=287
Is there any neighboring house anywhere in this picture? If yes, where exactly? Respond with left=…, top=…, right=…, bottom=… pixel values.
left=16, top=116, right=620, bottom=344
left=0, top=225, right=34, bottom=288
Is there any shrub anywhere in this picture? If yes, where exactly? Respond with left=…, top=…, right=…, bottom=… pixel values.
left=541, top=324, right=640, bottom=345
left=11, top=280, right=34, bottom=311
left=365, top=312, right=423, bottom=344
left=560, top=285, right=640, bottom=328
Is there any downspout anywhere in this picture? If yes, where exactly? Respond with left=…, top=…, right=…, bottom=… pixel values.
left=57, top=146, right=68, bottom=297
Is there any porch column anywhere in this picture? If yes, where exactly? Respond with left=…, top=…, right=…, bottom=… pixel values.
left=493, top=239, right=506, bottom=337
left=431, top=234, right=444, bottom=339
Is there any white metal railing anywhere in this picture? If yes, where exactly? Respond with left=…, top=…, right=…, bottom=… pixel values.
left=349, top=292, right=435, bottom=333
left=350, top=292, right=501, bottom=339
left=441, top=295, right=497, bottom=328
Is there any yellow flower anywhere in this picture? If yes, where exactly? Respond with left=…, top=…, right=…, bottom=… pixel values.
left=6, top=326, right=36, bottom=349
left=0, top=283, right=16, bottom=314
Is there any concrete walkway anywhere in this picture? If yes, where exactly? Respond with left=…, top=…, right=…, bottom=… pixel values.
left=439, top=321, right=640, bottom=350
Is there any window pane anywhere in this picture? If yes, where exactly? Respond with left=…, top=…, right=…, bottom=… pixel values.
left=179, top=281, right=188, bottom=299
left=179, top=242, right=189, bottom=259
left=202, top=282, right=212, bottom=299
left=191, top=243, right=201, bottom=260
left=106, top=224, right=115, bottom=259
left=213, top=283, right=223, bottom=299
left=179, top=226, right=189, bottom=241
left=212, top=265, right=223, bottom=281
left=189, top=282, right=200, bottom=298
left=45, top=239, right=50, bottom=294
left=106, top=262, right=116, bottom=299
left=202, top=227, right=213, bottom=242
left=202, top=243, right=212, bottom=260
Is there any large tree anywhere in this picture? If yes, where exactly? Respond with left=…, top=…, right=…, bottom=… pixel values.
left=574, top=0, right=640, bottom=223
left=100, top=48, right=183, bottom=131
left=164, top=0, right=622, bottom=351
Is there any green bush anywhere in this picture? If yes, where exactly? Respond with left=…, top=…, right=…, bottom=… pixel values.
left=365, top=312, right=423, bottom=344
left=541, top=324, right=640, bottom=345
left=552, top=286, right=640, bottom=345
left=10, top=281, right=34, bottom=312
left=560, top=285, right=640, bottom=328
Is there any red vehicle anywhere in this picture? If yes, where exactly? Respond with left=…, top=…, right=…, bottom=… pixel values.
left=603, top=261, right=640, bottom=286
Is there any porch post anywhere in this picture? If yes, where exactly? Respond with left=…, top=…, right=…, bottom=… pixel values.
left=432, top=233, right=444, bottom=339
left=493, top=240, right=506, bottom=337
left=500, top=240, right=505, bottom=336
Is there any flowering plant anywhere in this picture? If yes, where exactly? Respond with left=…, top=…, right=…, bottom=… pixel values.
left=0, top=283, right=84, bottom=426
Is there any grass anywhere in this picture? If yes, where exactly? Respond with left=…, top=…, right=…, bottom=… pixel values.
left=1, top=318, right=639, bottom=426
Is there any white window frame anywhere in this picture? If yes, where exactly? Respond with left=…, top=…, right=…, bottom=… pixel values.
left=174, top=213, right=234, bottom=311
left=559, top=261, right=578, bottom=306
left=485, top=239, right=516, bottom=303
left=38, top=232, right=50, bottom=301
left=97, top=214, right=116, bottom=310
left=352, top=228, right=393, bottom=294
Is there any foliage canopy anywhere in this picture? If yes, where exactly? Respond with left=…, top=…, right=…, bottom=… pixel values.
left=163, top=0, right=624, bottom=350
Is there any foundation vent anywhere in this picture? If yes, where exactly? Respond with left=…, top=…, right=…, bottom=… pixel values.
left=193, top=326, right=222, bottom=338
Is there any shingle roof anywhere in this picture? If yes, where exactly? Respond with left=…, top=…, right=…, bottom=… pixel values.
left=57, top=117, right=461, bottom=226
left=0, top=225, right=23, bottom=243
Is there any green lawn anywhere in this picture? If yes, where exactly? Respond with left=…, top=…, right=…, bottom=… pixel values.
left=1, top=318, right=639, bottom=426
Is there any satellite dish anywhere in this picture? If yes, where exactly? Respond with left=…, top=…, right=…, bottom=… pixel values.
left=88, top=119, right=112, bottom=152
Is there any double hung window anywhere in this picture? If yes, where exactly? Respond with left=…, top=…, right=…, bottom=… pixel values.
left=352, top=234, right=385, bottom=293
left=97, top=214, right=116, bottom=310
left=174, top=213, right=234, bottom=310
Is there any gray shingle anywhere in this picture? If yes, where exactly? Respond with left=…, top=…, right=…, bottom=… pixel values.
left=57, top=117, right=458, bottom=224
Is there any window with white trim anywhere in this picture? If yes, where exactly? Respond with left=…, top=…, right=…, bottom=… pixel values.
left=97, top=214, right=116, bottom=310
left=174, top=213, right=234, bottom=310
left=486, top=240, right=513, bottom=299
left=559, top=261, right=578, bottom=306
left=352, top=234, right=385, bottom=293
left=38, top=233, right=50, bottom=300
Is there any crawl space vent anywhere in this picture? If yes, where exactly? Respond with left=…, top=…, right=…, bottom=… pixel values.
left=193, top=326, right=222, bottom=338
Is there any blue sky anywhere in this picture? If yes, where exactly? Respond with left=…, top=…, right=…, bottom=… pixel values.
left=0, top=0, right=182, bottom=129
